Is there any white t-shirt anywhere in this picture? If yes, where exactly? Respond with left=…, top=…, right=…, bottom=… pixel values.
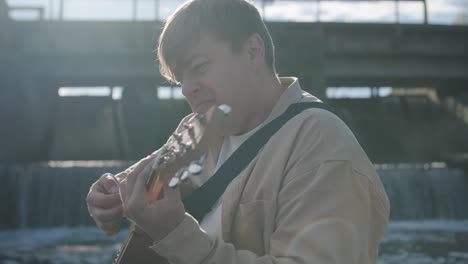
left=199, top=124, right=262, bottom=240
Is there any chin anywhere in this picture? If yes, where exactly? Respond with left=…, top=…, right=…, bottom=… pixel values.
left=193, top=102, right=216, bottom=114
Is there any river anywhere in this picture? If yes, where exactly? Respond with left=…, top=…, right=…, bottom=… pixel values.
left=0, top=220, right=467, bottom=264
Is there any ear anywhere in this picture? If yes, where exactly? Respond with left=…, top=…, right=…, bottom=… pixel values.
left=244, top=33, right=265, bottom=70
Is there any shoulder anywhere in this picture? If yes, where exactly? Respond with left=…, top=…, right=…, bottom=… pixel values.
left=279, top=104, right=354, bottom=150
left=275, top=90, right=351, bottom=144
left=275, top=103, right=375, bottom=178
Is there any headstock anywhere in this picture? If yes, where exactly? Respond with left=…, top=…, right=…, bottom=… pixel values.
left=144, top=104, right=231, bottom=201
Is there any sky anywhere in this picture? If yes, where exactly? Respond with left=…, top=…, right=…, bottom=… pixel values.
left=265, top=0, right=467, bottom=24
left=5, top=0, right=468, bottom=25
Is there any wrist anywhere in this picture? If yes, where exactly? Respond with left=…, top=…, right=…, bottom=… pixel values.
left=149, top=210, right=186, bottom=242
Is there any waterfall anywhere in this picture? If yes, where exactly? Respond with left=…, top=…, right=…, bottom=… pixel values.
left=0, top=162, right=131, bottom=229
left=379, top=165, right=468, bottom=220
left=0, top=162, right=467, bottom=229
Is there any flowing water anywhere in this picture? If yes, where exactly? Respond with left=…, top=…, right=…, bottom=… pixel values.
left=0, top=221, right=467, bottom=264
left=0, top=162, right=467, bottom=263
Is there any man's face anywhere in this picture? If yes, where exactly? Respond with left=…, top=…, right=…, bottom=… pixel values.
left=179, top=34, right=256, bottom=135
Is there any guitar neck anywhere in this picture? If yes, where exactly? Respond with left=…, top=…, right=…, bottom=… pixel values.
left=114, top=105, right=231, bottom=264
left=145, top=171, right=165, bottom=202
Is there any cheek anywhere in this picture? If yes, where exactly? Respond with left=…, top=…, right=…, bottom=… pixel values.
left=203, top=59, right=247, bottom=106
left=201, top=69, right=229, bottom=101
left=197, top=77, right=219, bottom=104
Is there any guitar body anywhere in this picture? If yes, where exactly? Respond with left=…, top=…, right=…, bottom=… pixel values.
left=115, top=224, right=168, bottom=264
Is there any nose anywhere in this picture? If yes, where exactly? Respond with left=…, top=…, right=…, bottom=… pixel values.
left=181, top=80, right=200, bottom=98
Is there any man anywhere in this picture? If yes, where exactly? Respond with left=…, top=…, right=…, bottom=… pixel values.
left=86, top=0, right=390, bottom=263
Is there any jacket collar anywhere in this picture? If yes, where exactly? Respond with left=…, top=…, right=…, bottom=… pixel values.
left=263, top=77, right=305, bottom=125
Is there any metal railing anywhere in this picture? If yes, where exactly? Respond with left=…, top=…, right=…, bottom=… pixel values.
left=260, top=0, right=428, bottom=24
left=4, top=0, right=428, bottom=24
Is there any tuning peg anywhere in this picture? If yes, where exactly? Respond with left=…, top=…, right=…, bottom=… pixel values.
left=187, top=162, right=203, bottom=175
left=183, top=123, right=195, bottom=138
left=218, top=104, right=232, bottom=115
left=168, top=176, right=180, bottom=188
left=181, top=141, right=193, bottom=153
left=183, top=153, right=205, bottom=177
left=180, top=169, right=192, bottom=181
left=183, top=123, right=194, bottom=131
left=172, top=149, right=181, bottom=158
left=172, top=132, right=183, bottom=143
left=172, top=167, right=189, bottom=183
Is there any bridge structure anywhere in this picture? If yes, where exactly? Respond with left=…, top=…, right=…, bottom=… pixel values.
left=1, top=1, right=467, bottom=166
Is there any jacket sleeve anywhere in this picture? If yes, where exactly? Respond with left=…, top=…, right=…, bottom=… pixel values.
left=150, top=159, right=376, bottom=264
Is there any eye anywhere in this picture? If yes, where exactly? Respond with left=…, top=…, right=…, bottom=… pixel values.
left=191, top=61, right=209, bottom=75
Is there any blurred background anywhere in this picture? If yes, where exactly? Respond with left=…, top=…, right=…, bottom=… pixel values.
left=0, top=0, right=468, bottom=263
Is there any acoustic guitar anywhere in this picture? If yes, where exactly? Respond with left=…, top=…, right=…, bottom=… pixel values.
left=113, top=104, right=231, bottom=264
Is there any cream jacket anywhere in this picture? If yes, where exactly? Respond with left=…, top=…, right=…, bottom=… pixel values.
left=151, top=78, right=390, bottom=264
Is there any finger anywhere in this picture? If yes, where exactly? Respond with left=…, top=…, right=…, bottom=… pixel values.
left=132, top=154, right=156, bottom=177
left=102, top=173, right=119, bottom=194
left=105, top=227, right=121, bottom=236
left=98, top=220, right=121, bottom=236
left=119, top=179, right=129, bottom=215
left=90, top=177, right=107, bottom=194
left=119, top=178, right=128, bottom=201
left=87, top=190, right=121, bottom=209
left=129, top=162, right=153, bottom=207
left=125, top=156, right=155, bottom=198
left=113, top=171, right=129, bottom=184
left=89, top=204, right=123, bottom=222
left=162, top=182, right=181, bottom=201
left=92, top=173, right=117, bottom=193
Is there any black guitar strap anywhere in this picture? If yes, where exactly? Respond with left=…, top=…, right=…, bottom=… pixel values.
left=183, top=102, right=336, bottom=221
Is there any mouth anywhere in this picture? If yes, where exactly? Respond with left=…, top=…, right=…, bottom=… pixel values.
left=193, top=100, right=215, bottom=114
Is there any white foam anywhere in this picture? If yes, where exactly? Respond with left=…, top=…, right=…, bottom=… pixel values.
left=388, top=220, right=468, bottom=232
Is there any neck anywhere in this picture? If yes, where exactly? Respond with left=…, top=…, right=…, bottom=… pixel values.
left=233, top=72, right=285, bottom=136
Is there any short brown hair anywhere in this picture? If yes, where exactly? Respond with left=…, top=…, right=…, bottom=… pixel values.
left=157, top=0, right=276, bottom=84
